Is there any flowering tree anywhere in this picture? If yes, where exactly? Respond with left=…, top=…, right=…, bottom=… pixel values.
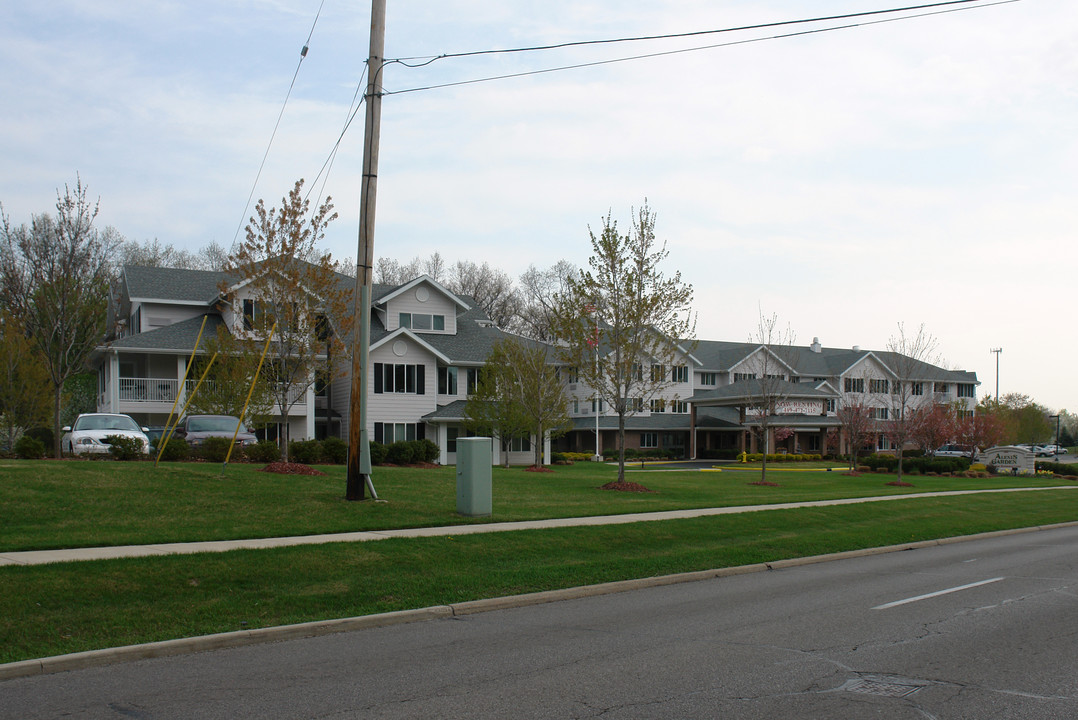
left=955, top=412, right=1006, bottom=458
left=911, top=402, right=958, bottom=455
left=223, top=179, right=349, bottom=461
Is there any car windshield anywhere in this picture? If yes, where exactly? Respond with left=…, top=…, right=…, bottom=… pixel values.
left=188, top=417, right=241, bottom=432
left=74, top=415, right=140, bottom=432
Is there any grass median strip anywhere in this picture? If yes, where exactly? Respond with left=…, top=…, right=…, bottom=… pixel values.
left=4, top=461, right=1075, bottom=551
left=3, top=489, right=1078, bottom=665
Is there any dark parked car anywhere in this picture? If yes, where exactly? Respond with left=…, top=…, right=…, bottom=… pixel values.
left=174, top=415, right=257, bottom=447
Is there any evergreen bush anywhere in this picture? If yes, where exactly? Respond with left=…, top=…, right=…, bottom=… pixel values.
left=106, top=435, right=145, bottom=461
left=14, top=435, right=46, bottom=459
left=369, top=441, right=388, bottom=466
left=156, top=438, right=190, bottom=462
left=199, top=436, right=236, bottom=463
left=246, top=440, right=281, bottom=464
left=288, top=439, right=322, bottom=465
left=321, top=436, right=348, bottom=464
left=25, top=426, right=53, bottom=451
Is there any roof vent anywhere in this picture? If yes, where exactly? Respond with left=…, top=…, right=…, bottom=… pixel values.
left=475, top=319, right=494, bottom=328
left=852, top=345, right=861, bottom=352
left=811, top=337, right=822, bottom=353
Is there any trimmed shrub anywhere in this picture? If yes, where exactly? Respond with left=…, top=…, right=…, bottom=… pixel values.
left=246, top=440, right=281, bottom=464
left=321, top=436, right=348, bottom=464
left=416, top=438, right=440, bottom=463
left=156, top=438, right=190, bottom=462
left=701, top=449, right=740, bottom=460
left=369, top=441, right=388, bottom=466
left=14, top=435, right=46, bottom=459
left=1036, top=461, right=1078, bottom=477
left=199, top=436, right=237, bottom=463
left=386, top=440, right=417, bottom=465
left=288, top=439, right=322, bottom=465
left=106, top=435, right=145, bottom=461
left=25, top=426, right=53, bottom=452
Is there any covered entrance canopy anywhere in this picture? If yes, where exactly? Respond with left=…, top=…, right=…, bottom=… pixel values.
left=687, top=379, right=842, bottom=457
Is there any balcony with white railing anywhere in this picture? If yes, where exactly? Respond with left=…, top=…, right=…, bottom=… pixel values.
left=115, top=377, right=307, bottom=409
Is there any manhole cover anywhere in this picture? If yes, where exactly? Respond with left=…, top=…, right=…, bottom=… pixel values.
left=843, top=677, right=925, bottom=698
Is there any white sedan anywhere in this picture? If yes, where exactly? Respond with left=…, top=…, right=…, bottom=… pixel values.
left=62, top=413, right=151, bottom=455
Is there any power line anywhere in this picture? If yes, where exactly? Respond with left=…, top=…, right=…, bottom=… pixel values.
left=395, top=0, right=1002, bottom=64
left=385, top=0, right=1018, bottom=97
left=229, top=0, right=327, bottom=254
left=305, top=65, right=369, bottom=212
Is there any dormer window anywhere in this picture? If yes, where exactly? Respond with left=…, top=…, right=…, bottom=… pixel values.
left=400, top=312, right=445, bottom=331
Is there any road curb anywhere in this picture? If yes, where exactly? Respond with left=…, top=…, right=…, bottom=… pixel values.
left=5, top=520, right=1076, bottom=682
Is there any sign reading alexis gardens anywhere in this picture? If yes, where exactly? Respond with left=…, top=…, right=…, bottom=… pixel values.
left=746, top=399, right=825, bottom=416
left=980, top=445, right=1036, bottom=475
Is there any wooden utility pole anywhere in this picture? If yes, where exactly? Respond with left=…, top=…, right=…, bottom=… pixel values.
left=346, top=0, right=386, bottom=500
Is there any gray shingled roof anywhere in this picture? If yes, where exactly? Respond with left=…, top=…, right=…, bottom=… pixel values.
left=689, top=339, right=977, bottom=384
left=123, top=265, right=227, bottom=304
left=688, top=379, right=836, bottom=405
left=106, top=314, right=224, bottom=352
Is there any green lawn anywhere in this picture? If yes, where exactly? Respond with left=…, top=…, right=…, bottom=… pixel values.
left=2, top=459, right=1075, bottom=551
left=3, top=490, right=1078, bottom=664
left=3, top=459, right=1078, bottom=665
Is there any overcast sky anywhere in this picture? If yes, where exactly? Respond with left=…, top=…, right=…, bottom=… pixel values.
left=2, top=1, right=1075, bottom=411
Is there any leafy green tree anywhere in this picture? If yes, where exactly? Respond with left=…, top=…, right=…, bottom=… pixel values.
left=0, top=310, right=51, bottom=449
left=463, top=361, right=529, bottom=469
left=979, top=393, right=1052, bottom=445
left=552, top=201, right=696, bottom=484
left=186, top=325, right=274, bottom=428
left=0, top=177, right=121, bottom=457
left=223, top=179, right=350, bottom=461
left=61, top=372, right=98, bottom=427
left=465, top=337, right=571, bottom=468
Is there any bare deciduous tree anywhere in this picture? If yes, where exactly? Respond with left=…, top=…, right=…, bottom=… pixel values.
left=742, top=310, right=797, bottom=484
left=0, top=177, right=121, bottom=456
left=883, top=322, right=940, bottom=482
left=518, top=260, right=578, bottom=342
left=445, top=260, right=522, bottom=332
left=836, top=375, right=875, bottom=471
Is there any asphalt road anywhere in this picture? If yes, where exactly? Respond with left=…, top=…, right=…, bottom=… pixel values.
left=4, top=526, right=1078, bottom=719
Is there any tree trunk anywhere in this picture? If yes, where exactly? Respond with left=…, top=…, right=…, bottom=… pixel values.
left=616, top=411, right=627, bottom=483
left=52, top=381, right=63, bottom=458
left=760, top=426, right=769, bottom=483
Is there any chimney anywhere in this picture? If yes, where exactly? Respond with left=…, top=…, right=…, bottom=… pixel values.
left=811, top=337, right=822, bottom=353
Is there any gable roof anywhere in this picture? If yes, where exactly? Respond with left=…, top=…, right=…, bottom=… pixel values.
left=122, top=265, right=225, bottom=305
left=373, top=275, right=471, bottom=311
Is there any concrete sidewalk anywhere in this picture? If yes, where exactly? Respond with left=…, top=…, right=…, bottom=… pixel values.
left=4, top=486, right=1076, bottom=567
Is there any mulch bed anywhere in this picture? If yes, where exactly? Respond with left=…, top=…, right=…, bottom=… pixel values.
left=749, top=480, right=780, bottom=487
left=599, top=481, right=655, bottom=493
left=885, top=480, right=914, bottom=487
left=259, top=462, right=326, bottom=476
left=525, top=465, right=554, bottom=473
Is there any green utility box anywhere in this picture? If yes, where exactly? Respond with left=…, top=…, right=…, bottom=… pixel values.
left=456, top=437, right=492, bottom=517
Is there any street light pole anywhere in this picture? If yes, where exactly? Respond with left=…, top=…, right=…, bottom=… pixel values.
left=990, top=347, right=1002, bottom=401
